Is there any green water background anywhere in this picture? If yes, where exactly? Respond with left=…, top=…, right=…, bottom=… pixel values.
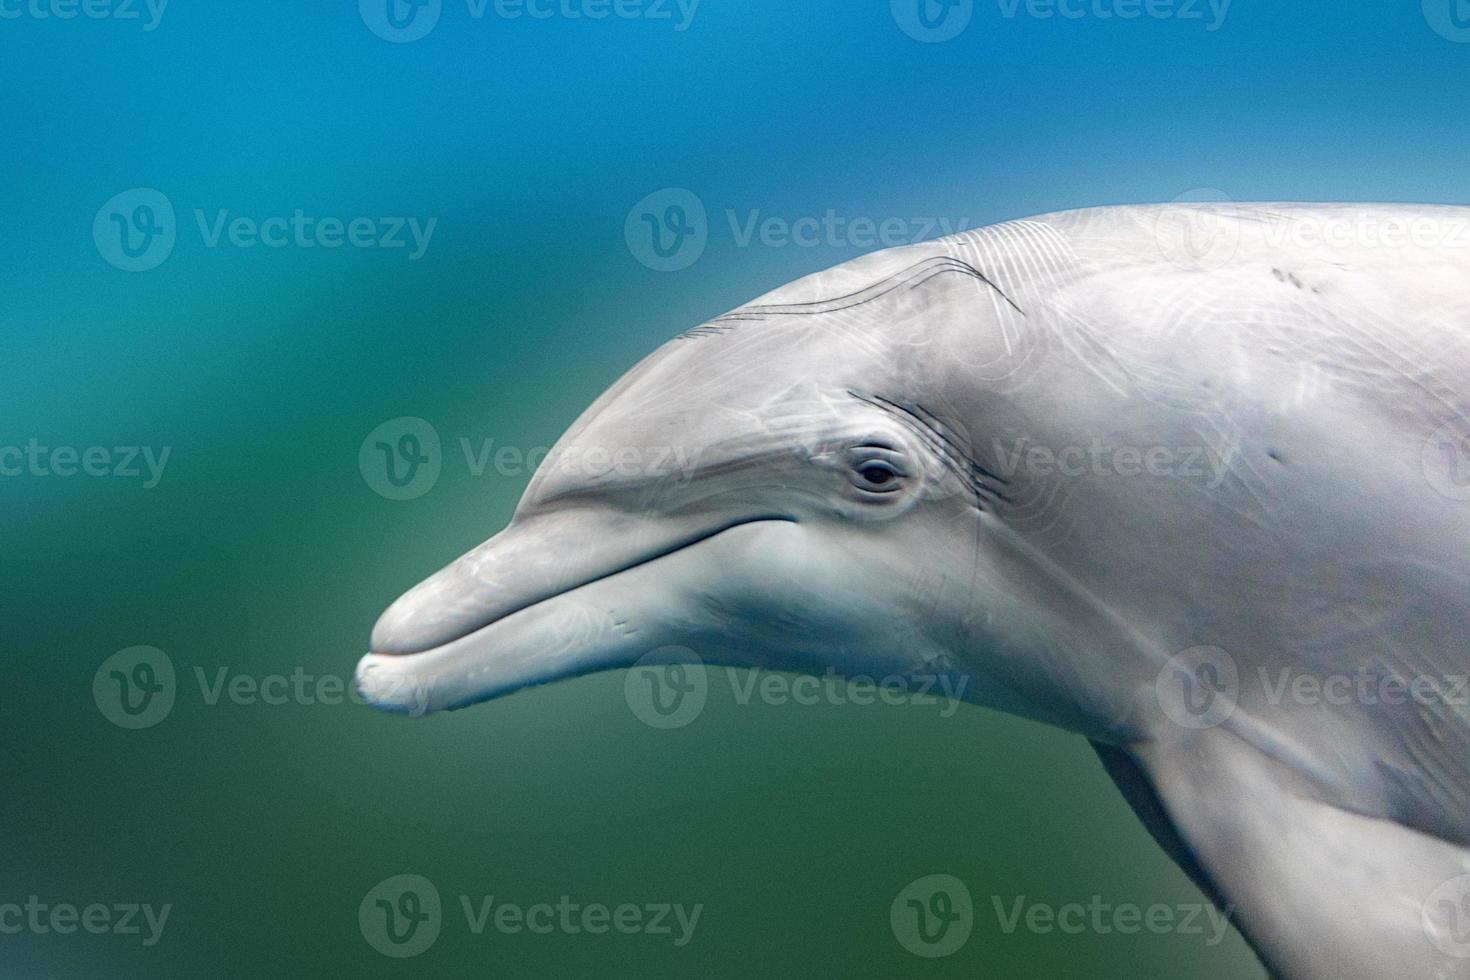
left=9, top=0, right=1470, bottom=975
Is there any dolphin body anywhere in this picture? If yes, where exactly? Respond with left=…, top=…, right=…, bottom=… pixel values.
left=357, top=204, right=1470, bottom=979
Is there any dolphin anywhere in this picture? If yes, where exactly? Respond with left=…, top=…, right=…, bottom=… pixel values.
left=356, top=203, right=1470, bottom=979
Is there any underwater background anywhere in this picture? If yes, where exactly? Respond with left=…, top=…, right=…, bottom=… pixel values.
left=5, top=0, right=1470, bottom=975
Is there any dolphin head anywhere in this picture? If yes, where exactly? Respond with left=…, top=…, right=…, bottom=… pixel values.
left=356, top=248, right=1067, bottom=720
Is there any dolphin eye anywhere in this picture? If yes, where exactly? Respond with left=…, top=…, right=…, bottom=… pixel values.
left=860, top=463, right=897, bottom=486
left=850, top=452, right=906, bottom=494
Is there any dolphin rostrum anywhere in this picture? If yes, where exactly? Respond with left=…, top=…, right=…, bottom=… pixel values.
left=357, top=203, right=1470, bottom=979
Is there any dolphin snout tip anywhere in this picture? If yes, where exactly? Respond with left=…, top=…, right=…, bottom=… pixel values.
left=354, top=652, right=438, bottom=717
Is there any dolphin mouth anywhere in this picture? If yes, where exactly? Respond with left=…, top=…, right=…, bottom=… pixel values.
left=356, top=515, right=797, bottom=714
left=369, top=512, right=796, bottom=656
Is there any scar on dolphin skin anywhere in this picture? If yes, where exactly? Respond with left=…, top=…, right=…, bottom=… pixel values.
left=682, top=256, right=1025, bottom=338
left=847, top=390, right=1011, bottom=510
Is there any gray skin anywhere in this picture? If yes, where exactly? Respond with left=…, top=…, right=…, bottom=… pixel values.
left=357, top=204, right=1470, bottom=980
